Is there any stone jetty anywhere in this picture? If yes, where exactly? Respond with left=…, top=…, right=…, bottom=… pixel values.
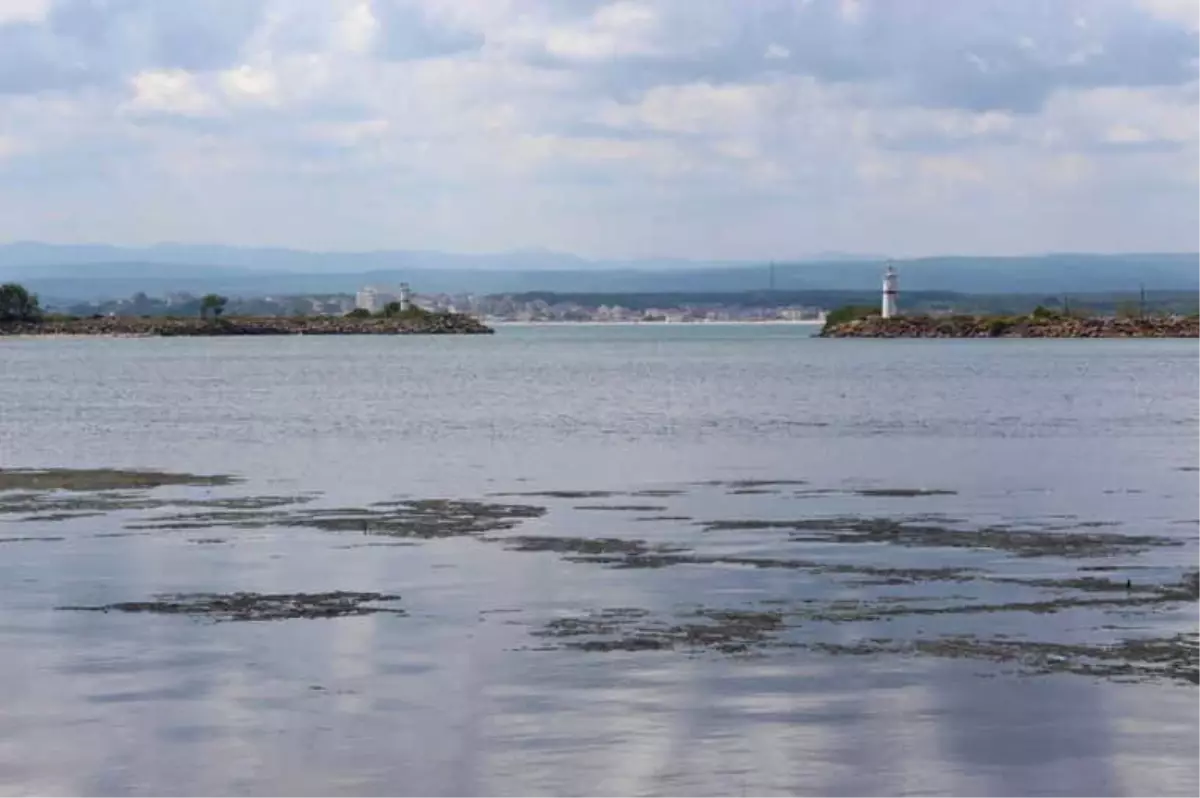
left=0, top=313, right=493, bottom=337
left=820, top=314, right=1199, bottom=339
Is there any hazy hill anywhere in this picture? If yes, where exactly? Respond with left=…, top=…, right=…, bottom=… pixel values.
left=0, top=242, right=718, bottom=274
left=0, top=243, right=1194, bottom=301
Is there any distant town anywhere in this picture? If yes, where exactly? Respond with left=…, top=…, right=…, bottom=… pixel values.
left=39, top=276, right=1199, bottom=325
left=48, top=286, right=830, bottom=324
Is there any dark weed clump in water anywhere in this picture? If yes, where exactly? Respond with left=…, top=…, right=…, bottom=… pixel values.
left=127, top=499, right=547, bottom=539
left=0, top=468, right=237, bottom=493
left=491, top=488, right=684, bottom=499
left=699, top=516, right=1181, bottom=558
left=490, top=490, right=620, bottom=499
left=482, top=532, right=982, bottom=578
left=0, top=474, right=314, bottom=522
left=59, top=591, right=406, bottom=622
left=852, top=488, right=959, bottom=497
left=533, top=607, right=786, bottom=654
left=692, top=480, right=810, bottom=495
left=521, top=568, right=1198, bottom=681
left=573, top=504, right=670, bottom=512
left=811, top=632, right=1198, bottom=686
left=1, top=472, right=546, bottom=543
left=492, top=535, right=687, bottom=559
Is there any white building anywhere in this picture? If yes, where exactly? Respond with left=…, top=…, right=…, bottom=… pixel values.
left=355, top=286, right=398, bottom=313
left=355, top=287, right=380, bottom=313
left=780, top=306, right=825, bottom=322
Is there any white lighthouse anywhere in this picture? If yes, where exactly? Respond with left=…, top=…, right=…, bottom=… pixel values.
left=881, top=263, right=898, bottom=319
left=398, top=282, right=412, bottom=312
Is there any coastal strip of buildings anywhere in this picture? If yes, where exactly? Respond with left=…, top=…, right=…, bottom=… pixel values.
left=52, top=287, right=831, bottom=324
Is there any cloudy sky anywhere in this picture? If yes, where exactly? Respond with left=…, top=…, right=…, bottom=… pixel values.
left=0, top=0, right=1196, bottom=259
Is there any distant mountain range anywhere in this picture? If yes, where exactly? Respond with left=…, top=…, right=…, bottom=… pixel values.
left=0, top=242, right=1194, bottom=302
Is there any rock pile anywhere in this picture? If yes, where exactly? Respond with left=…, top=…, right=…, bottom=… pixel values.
left=0, top=313, right=494, bottom=337
left=821, top=315, right=1199, bottom=339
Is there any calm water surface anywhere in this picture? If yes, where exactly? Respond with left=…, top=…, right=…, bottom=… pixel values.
left=0, top=325, right=1196, bottom=796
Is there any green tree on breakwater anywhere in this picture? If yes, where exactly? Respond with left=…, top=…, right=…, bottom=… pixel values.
left=821, top=304, right=878, bottom=333
left=341, top=302, right=437, bottom=321
left=0, top=283, right=42, bottom=323
left=382, top=301, right=434, bottom=321
left=199, top=294, right=228, bottom=321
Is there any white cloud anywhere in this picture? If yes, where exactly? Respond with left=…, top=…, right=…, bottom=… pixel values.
left=1105, top=124, right=1152, bottom=143
left=0, top=0, right=49, bottom=24
left=764, top=43, right=791, bottom=60
left=838, top=0, right=864, bottom=24
left=597, top=81, right=778, bottom=136
left=219, top=65, right=280, bottom=104
left=1046, top=153, right=1095, bottom=185
left=541, top=2, right=664, bottom=61
left=332, top=0, right=378, bottom=54
left=1137, top=0, right=1200, bottom=31
left=123, top=69, right=216, bottom=117
left=0, top=0, right=1195, bottom=257
left=0, top=135, right=24, bottom=160
left=917, top=154, right=988, bottom=184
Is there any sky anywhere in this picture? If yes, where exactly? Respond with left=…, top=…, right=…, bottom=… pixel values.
left=0, top=0, right=1196, bottom=260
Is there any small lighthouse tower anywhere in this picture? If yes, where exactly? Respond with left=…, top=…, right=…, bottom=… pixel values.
left=398, top=282, right=412, bottom=312
left=881, top=263, right=898, bottom=319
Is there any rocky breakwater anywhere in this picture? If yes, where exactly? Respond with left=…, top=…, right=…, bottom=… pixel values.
left=0, top=313, right=494, bottom=337
left=821, top=314, right=1199, bottom=339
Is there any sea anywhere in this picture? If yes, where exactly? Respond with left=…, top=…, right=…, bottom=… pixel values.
left=0, top=324, right=1196, bottom=797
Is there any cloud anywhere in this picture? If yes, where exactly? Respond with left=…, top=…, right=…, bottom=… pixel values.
left=0, top=0, right=1194, bottom=258
left=122, top=68, right=217, bottom=116
left=0, top=0, right=265, bottom=94
left=0, top=0, right=50, bottom=25
left=58, top=0, right=261, bottom=69
left=0, top=21, right=79, bottom=93
left=371, top=0, right=483, bottom=60
left=492, top=0, right=1198, bottom=113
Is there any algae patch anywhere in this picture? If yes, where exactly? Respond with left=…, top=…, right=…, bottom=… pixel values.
left=0, top=470, right=305, bottom=522
left=533, top=607, right=786, bottom=654
left=128, top=499, right=547, bottom=539
left=494, top=535, right=687, bottom=559
left=694, top=480, right=810, bottom=495
left=1, top=468, right=547, bottom=545
left=853, top=489, right=958, bottom=498
left=520, top=568, right=1198, bottom=684
left=812, top=632, right=1198, bottom=686
left=573, top=504, right=669, bottom=513
left=492, top=490, right=619, bottom=500
left=699, top=516, right=1180, bottom=558
left=481, top=532, right=978, bottom=579
left=0, top=468, right=236, bottom=492
left=59, top=591, right=405, bottom=622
